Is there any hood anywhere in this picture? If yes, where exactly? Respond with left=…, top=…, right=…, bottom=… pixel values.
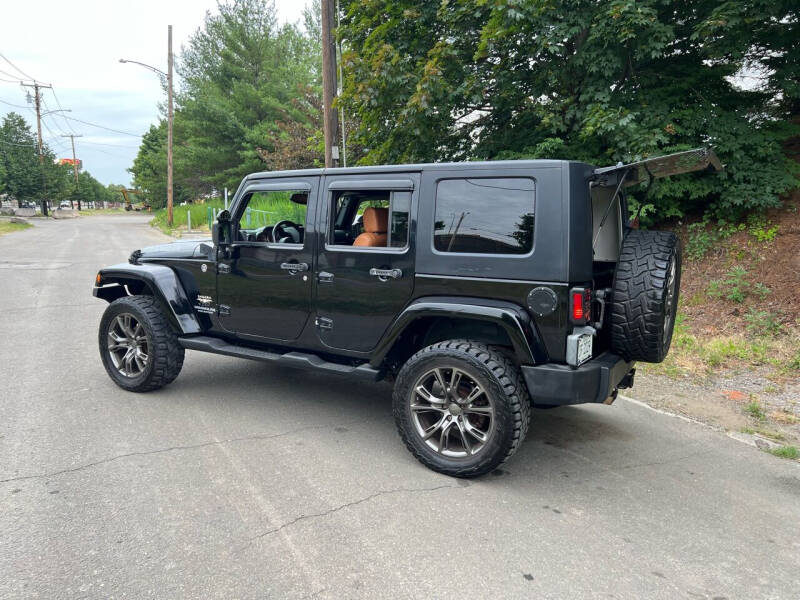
left=131, top=239, right=213, bottom=263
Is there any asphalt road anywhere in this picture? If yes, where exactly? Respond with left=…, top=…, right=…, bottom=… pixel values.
left=1, top=215, right=798, bottom=600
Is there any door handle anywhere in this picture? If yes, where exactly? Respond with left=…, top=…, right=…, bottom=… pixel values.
left=281, top=262, right=309, bottom=272
left=369, top=268, right=402, bottom=280
left=218, top=263, right=231, bottom=274
left=318, top=271, right=334, bottom=283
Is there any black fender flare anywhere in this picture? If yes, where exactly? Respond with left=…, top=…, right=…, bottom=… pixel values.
left=370, top=296, right=547, bottom=368
left=92, top=263, right=202, bottom=335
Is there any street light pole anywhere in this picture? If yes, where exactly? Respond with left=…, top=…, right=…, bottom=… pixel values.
left=119, top=25, right=174, bottom=226
left=167, top=25, right=174, bottom=228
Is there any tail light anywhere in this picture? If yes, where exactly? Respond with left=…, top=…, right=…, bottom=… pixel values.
left=570, top=287, right=592, bottom=324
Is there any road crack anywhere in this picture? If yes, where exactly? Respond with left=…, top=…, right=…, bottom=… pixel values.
left=0, top=422, right=363, bottom=485
left=238, top=483, right=459, bottom=552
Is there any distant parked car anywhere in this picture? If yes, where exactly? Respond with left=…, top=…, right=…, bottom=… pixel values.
left=60, top=201, right=71, bottom=209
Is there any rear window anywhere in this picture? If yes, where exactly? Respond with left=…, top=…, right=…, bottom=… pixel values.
left=434, top=178, right=535, bottom=254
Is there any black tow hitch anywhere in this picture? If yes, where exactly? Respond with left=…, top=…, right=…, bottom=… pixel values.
left=618, top=367, right=636, bottom=390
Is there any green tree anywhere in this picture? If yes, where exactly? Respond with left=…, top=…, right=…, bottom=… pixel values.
left=339, top=0, right=799, bottom=221
left=175, top=0, right=322, bottom=193
left=0, top=112, right=44, bottom=204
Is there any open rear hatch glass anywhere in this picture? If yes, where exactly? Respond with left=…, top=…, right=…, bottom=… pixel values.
left=593, top=147, right=722, bottom=187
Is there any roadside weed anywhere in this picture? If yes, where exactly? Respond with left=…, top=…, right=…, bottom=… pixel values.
left=739, top=426, right=785, bottom=441
left=768, top=446, right=799, bottom=459
left=703, top=338, right=750, bottom=367
left=744, top=401, right=767, bottom=421
left=744, top=309, right=782, bottom=335
left=707, top=266, right=770, bottom=304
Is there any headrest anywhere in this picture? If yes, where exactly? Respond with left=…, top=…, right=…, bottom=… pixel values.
left=290, top=192, right=308, bottom=205
left=362, top=207, right=388, bottom=233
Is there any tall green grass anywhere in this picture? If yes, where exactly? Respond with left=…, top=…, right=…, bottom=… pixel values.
left=151, top=191, right=305, bottom=232
left=151, top=199, right=225, bottom=232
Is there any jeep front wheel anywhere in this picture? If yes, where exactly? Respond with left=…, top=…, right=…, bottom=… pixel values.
left=99, top=295, right=185, bottom=392
left=393, top=340, right=530, bottom=478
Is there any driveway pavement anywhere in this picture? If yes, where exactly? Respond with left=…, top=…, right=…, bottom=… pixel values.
left=1, top=215, right=798, bottom=599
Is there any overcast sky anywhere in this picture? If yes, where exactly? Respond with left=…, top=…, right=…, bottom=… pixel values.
left=0, top=0, right=310, bottom=186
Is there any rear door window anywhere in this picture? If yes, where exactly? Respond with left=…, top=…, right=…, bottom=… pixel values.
left=434, top=177, right=535, bottom=254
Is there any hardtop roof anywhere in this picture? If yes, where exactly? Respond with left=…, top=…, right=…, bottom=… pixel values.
left=244, top=159, right=584, bottom=181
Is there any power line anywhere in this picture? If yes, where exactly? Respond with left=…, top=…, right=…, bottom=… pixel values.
left=40, top=98, right=73, bottom=137
left=0, top=52, right=35, bottom=81
left=77, top=139, right=140, bottom=149
left=0, top=68, right=23, bottom=81
left=58, top=114, right=142, bottom=137
left=50, top=87, right=77, bottom=134
left=0, top=97, right=29, bottom=110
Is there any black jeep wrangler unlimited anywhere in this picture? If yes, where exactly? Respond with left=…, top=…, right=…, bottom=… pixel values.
left=94, top=148, right=720, bottom=477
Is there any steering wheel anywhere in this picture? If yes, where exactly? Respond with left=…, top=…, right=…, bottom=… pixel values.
left=271, top=220, right=301, bottom=243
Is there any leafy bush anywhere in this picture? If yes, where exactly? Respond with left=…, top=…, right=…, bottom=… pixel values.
left=746, top=214, right=779, bottom=243
left=685, top=222, right=716, bottom=260
left=685, top=221, right=746, bottom=260
left=707, top=267, right=770, bottom=303
left=744, top=308, right=783, bottom=335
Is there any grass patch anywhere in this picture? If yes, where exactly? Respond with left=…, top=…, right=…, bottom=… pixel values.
left=0, top=220, right=32, bottom=236
left=739, top=426, right=785, bottom=441
left=768, top=445, right=799, bottom=459
left=744, top=401, right=767, bottom=421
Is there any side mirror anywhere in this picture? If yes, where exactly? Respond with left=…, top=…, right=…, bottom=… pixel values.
left=212, top=210, right=232, bottom=248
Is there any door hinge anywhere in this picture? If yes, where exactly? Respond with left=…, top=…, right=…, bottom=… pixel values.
left=218, top=304, right=231, bottom=316
left=315, top=316, right=333, bottom=330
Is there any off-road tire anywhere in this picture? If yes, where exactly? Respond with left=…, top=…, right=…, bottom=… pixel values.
left=610, top=230, right=681, bottom=363
left=393, top=340, right=531, bottom=478
left=99, top=295, right=185, bottom=392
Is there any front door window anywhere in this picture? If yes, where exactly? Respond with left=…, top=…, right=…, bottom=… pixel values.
left=235, top=189, right=310, bottom=245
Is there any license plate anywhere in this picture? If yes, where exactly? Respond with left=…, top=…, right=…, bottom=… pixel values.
left=577, top=334, right=592, bottom=365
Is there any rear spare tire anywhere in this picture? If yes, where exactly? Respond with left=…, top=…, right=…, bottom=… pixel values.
left=609, top=230, right=681, bottom=363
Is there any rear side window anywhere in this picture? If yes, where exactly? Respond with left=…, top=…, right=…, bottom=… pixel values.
left=434, top=178, right=535, bottom=254
left=328, top=189, right=410, bottom=249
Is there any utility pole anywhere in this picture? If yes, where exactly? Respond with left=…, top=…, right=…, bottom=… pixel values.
left=61, top=134, right=83, bottom=209
left=167, top=24, right=174, bottom=227
left=22, top=81, right=52, bottom=216
left=321, top=0, right=339, bottom=168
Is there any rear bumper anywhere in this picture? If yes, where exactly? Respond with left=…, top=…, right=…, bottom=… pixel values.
left=522, top=352, right=635, bottom=406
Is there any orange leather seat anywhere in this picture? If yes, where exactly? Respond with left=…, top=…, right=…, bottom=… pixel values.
left=353, top=207, right=388, bottom=247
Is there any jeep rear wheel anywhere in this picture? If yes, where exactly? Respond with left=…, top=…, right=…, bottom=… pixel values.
left=610, top=230, right=681, bottom=363
left=393, top=340, right=530, bottom=478
left=99, top=295, right=185, bottom=392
